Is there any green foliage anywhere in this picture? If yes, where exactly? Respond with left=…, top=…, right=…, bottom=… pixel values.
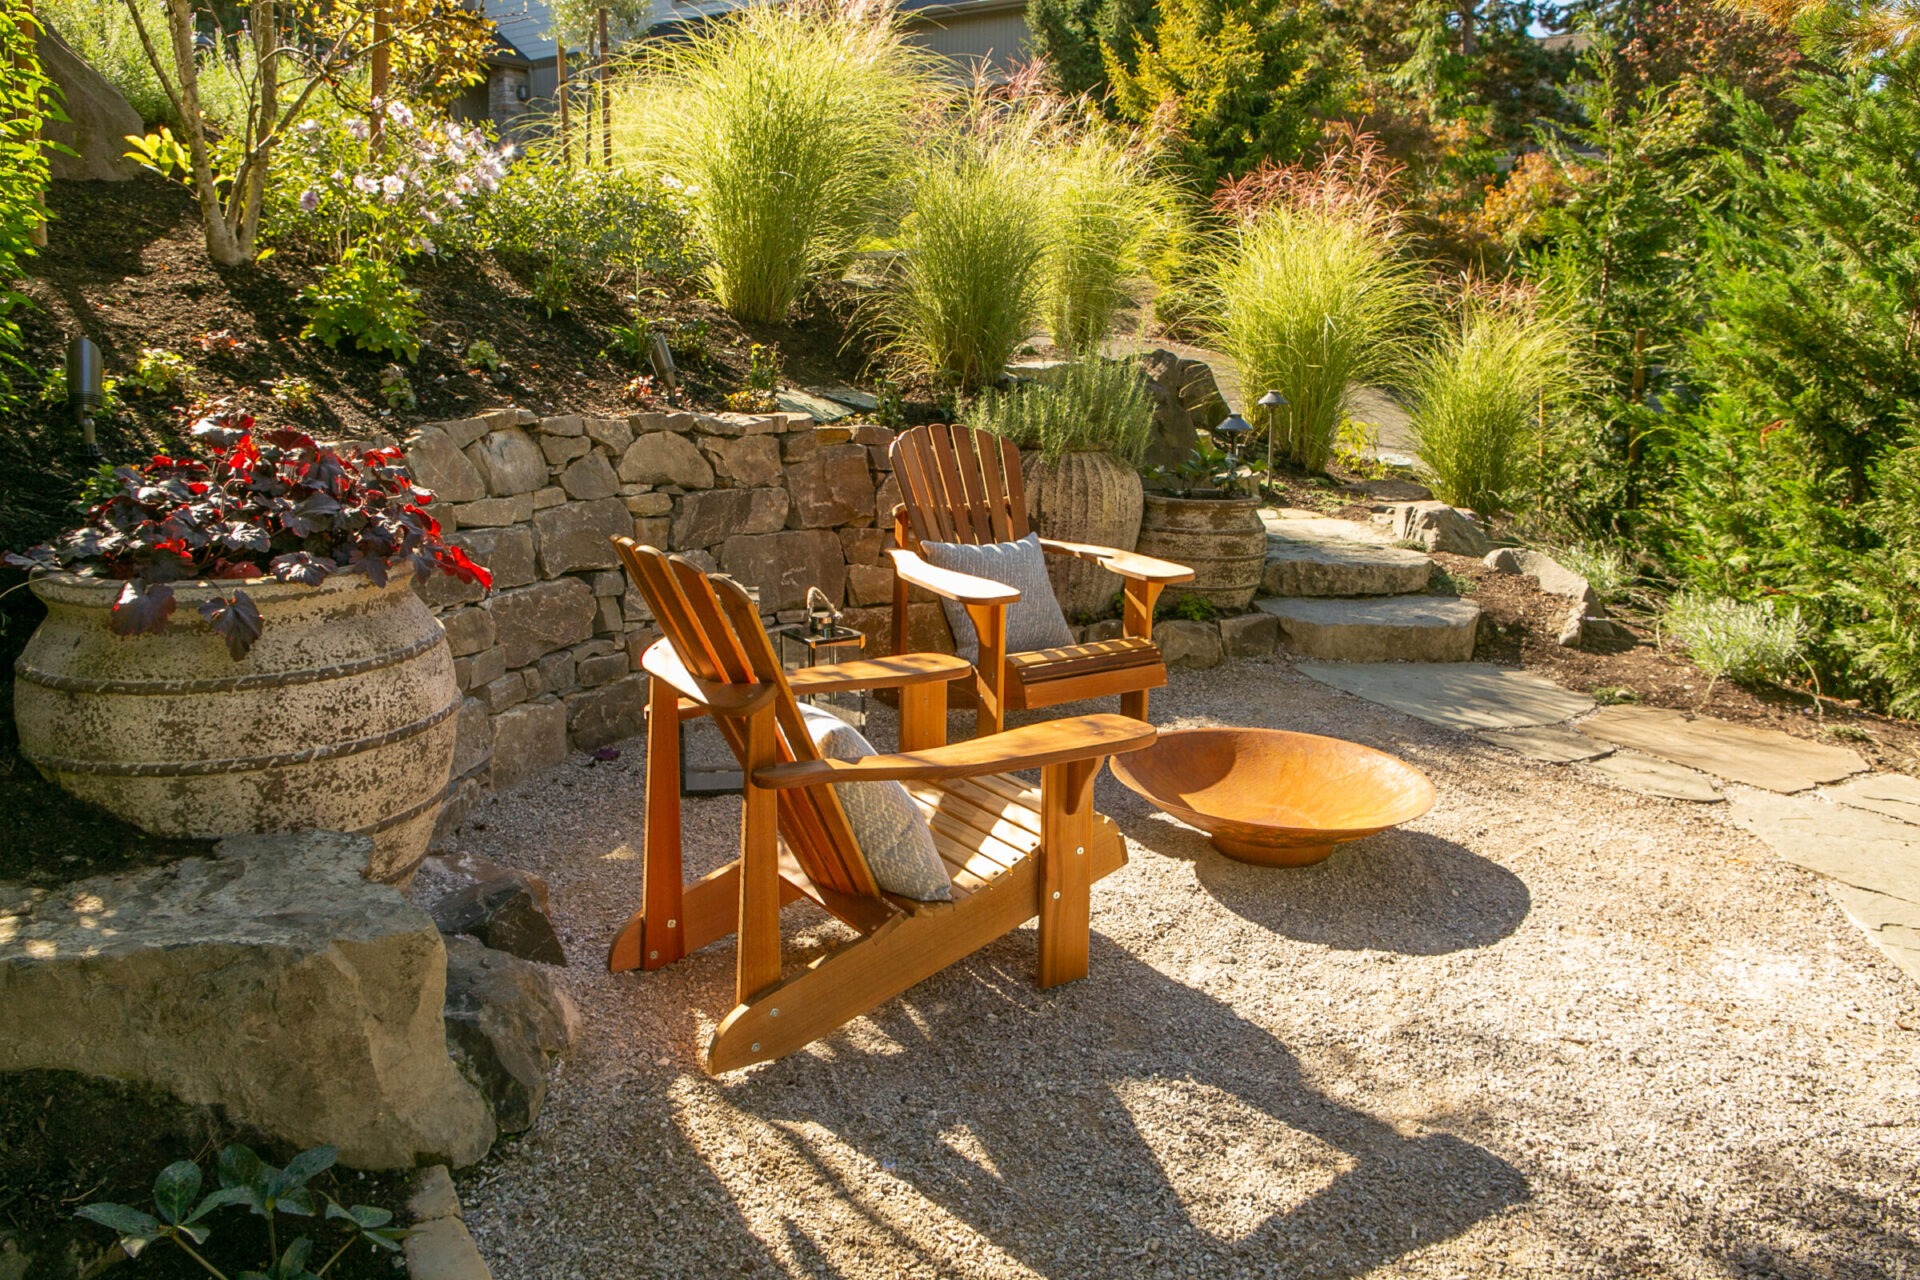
left=1839, top=443, right=1920, bottom=714
left=1664, top=591, right=1808, bottom=688
left=609, top=0, right=932, bottom=323
left=1025, top=0, right=1158, bottom=98
left=1555, top=541, right=1631, bottom=602
left=1409, top=293, right=1577, bottom=514
left=37, top=362, right=121, bottom=415
left=1105, top=0, right=1347, bottom=188
left=266, top=376, right=318, bottom=413
left=1146, top=440, right=1264, bottom=495
left=963, top=356, right=1153, bottom=463
left=1157, top=593, right=1220, bottom=622
left=1211, top=201, right=1428, bottom=472
left=877, top=124, right=1051, bottom=391
left=297, top=251, right=423, bottom=361
left=38, top=0, right=256, bottom=129
left=127, top=348, right=194, bottom=397
left=1, top=1, right=56, bottom=401
left=464, top=339, right=502, bottom=373
left=480, top=156, right=698, bottom=315
left=377, top=363, right=417, bottom=412
left=76, top=1143, right=404, bottom=1278
left=1043, top=128, right=1174, bottom=352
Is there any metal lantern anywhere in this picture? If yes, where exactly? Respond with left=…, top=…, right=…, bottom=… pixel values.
left=1214, top=411, right=1252, bottom=494
left=1256, top=389, right=1286, bottom=472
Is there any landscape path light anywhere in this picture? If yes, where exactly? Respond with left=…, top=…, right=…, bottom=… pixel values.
left=66, top=335, right=103, bottom=459
left=1257, top=388, right=1286, bottom=475
left=1215, top=409, right=1252, bottom=493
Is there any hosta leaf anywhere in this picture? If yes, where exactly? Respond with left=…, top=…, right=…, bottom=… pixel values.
left=108, top=580, right=176, bottom=636
left=199, top=591, right=263, bottom=660
left=153, top=1160, right=202, bottom=1225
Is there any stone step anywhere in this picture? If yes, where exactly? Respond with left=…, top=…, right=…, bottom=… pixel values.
left=1259, top=510, right=1435, bottom=597
left=1257, top=595, right=1481, bottom=662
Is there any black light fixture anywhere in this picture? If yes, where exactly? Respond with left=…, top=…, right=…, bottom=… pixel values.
left=1257, top=388, right=1286, bottom=472
left=648, top=330, right=678, bottom=395
left=66, top=336, right=104, bottom=459
left=1214, top=410, right=1252, bottom=495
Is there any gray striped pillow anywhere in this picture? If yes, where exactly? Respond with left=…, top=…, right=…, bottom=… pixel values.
left=920, top=533, right=1075, bottom=664
left=796, top=703, right=951, bottom=903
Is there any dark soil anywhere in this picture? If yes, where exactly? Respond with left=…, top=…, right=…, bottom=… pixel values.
left=1438, top=550, right=1920, bottom=775
left=0, top=1070, right=410, bottom=1280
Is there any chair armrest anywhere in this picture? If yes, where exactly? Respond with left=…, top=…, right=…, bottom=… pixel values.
left=886, top=548, right=1020, bottom=606
left=751, top=714, right=1156, bottom=788
left=641, top=638, right=780, bottom=719
left=786, top=653, right=972, bottom=694
left=1038, top=538, right=1194, bottom=584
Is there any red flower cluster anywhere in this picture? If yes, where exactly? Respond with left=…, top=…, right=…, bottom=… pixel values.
left=6, top=404, right=491, bottom=658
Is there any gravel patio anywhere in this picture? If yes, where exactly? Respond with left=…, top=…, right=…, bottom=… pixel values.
left=445, top=657, right=1920, bottom=1279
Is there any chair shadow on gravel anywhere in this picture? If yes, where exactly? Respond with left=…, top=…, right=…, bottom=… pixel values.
left=1118, top=810, right=1532, bottom=956
left=708, top=935, right=1529, bottom=1280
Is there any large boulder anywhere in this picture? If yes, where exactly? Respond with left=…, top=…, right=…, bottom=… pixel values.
left=1140, top=348, right=1229, bottom=470
left=1386, top=501, right=1491, bottom=557
left=0, top=832, right=494, bottom=1169
left=36, top=25, right=141, bottom=182
left=441, top=937, right=577, bottom=1135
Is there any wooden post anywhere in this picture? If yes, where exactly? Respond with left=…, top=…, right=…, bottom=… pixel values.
left=556, top=38, right=570, bottom=168
left=369, top=0, right=389, bottom=146
left=597, top=6, right=612, bottom=168
left=736, top=705, right=783, bottom=1004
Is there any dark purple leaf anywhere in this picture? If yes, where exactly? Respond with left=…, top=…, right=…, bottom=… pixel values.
left=4, top=546, right=57, bottom=571
left=108, top=580, right=176, bottom=636
left=216, top=522, right=272, bottom=554
left=340, top=549, right=390, bottom=588
left=269, top=552, right=336, bottom=586
left=282, top=491, right=343, bottom=537
left=198, top=590, right=263, bottom=660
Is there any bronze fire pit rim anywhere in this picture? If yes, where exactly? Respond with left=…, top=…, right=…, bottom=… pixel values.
left=1110, top=726, right=1436, bottom=867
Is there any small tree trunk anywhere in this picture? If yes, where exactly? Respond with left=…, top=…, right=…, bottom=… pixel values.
left=163, top=0, right=244, bottom=265
left=1460, top=0, right=1477, bottom=56
left=235, top=0, right=277, bottom=258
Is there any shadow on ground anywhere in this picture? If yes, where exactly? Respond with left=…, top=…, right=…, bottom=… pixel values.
left=1116, top=808, right=1531, bottom=956
left=693, top=937, right=1529, bottom=1279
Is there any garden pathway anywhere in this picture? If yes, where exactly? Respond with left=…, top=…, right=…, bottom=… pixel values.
left=451, top=658, right=1920, bottom=1278
left=1299, top=658, right=1920, bottom=983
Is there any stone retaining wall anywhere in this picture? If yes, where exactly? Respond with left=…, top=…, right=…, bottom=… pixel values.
left=403, top=407, right=918, bottom=828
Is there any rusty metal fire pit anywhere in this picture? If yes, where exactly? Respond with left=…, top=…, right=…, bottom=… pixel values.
left=1110, top=727, right=1436, bottom=867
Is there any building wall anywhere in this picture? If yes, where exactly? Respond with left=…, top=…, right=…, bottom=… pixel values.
left=902, top=9, right=1032, bottom=77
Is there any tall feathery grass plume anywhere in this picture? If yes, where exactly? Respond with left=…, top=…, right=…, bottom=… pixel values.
left=1409, top=285, right=1580, bottom=516
left=1041, top=121, right=1178, bottom=353
left=604, top=0, right=934, bottom=324
left=873, top=94, right=1054, bottom=391
left=1208, top=136, right=1429, bottom=473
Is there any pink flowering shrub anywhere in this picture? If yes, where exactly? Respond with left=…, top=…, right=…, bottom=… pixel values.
left=274, top=97, right=511, bottom=265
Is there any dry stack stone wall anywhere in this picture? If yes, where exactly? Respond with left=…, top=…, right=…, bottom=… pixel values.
left=403, top=407, right=926, bottom=828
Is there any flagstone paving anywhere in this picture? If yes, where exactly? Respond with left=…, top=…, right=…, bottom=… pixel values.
left=1583, top=751, right=1724, bottom=802
left=1828, top=772, right=1920, bottom=826
left=1294, top=662, right=1596, bottom=730
left=1577, top=704, right=1867, bottom=793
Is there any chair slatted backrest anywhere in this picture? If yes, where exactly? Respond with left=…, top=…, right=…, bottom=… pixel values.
left=891, top=424, right=1028, bottom=548
left=616, top=540, right=881, bottom=901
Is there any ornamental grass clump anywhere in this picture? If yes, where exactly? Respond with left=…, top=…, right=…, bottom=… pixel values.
left=1212, top=200, right=1427, bottom=473
left=1043, top=129, right=1173, bottom=353
left=963, top=356, right=1153, bottom=463
left=878, top=125, right=1051, bottom=391
left=608, top=0, right=932, bottom=324
left=1410, top=294, right=1578, bottom=515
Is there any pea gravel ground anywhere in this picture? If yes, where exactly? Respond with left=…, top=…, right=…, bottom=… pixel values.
left=447, top=658, right=1920, bottom=1279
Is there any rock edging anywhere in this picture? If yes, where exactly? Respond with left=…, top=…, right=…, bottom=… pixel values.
left=406, top=1166, right=493, bottom=1280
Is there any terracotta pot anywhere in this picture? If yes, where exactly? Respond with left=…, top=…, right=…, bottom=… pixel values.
left=1020, top=450, right=1144, bottom=621
left=1134, top=494, right=1266, bottom=610
left=14, top=572, right=458, bottom=882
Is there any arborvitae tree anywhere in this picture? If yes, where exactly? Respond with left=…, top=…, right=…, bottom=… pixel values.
left=1104, top=0, right=1348, bottom=188
left=1025, top=0, right=1157, bottom=99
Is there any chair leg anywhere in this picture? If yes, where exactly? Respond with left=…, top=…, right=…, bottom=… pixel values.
left=609, top=676, right=688, bottom=973
left=898, top=679, right=949, bottom=752
left=1120, top=687, right=1149, bottom=722
left=1037, top=757, right=1099, bottom=988
left=967, top=602, right=1007, bottom=738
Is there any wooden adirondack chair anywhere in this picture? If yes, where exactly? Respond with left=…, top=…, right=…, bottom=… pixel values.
left=889, top=423, right=1195, bottom=737
left=608, top=538, right=1156, bottom=1073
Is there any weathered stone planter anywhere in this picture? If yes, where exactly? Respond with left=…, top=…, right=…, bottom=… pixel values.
left=14, top=573, right=457, bottom=881
left=1134, top=494, right=1267, bottom=610
left=1021, top=450, right=1145, bottom=620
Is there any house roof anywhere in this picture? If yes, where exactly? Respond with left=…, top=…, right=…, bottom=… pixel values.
left=483, top=0, right=559, bottom=64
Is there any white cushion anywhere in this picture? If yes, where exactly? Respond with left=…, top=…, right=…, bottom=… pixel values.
left=919, top=533, right=1075, bottom=664
left=795, top=703, right=951, bottom=903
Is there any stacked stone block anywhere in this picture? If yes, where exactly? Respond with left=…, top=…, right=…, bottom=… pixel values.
left=404, top=407, right=912, bottom=826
